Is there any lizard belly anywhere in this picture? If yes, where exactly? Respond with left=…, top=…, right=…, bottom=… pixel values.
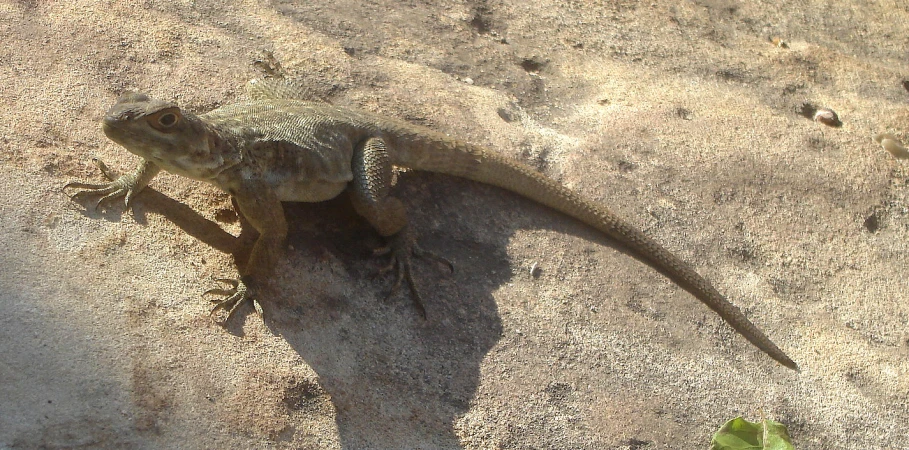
left=272, top=177, right=349, bottom=202
left=247, top=137, right=356, bottom=202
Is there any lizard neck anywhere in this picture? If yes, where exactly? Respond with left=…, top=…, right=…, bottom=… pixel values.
left=204, top=122, right=244, bottom=176
left=161, top=119, right=244, bottom=182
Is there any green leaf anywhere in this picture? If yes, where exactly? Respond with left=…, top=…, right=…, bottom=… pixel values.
left=711, top=416, right=794, bottom=450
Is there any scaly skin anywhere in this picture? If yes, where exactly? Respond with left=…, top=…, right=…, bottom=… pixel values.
left=64, top=79, right=798, bottom=370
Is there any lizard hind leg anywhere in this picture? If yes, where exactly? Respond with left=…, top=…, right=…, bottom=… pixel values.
left=349, top=138, right=451, bottom=318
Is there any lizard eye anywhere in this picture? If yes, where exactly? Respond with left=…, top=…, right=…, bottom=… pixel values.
left=158, top=113, right=178, bottom=127
left=148, top=108, right=182, bottom=131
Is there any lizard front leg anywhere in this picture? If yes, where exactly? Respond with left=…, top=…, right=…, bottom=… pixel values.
left=208, top=181, right=288, bottom=321
left=64, top=159, right=161, bottom=209
left=349, top=137, right=450, bottom=318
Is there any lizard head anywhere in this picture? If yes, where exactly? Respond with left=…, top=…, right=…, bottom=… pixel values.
left=101, top=92, right=237, bottom=180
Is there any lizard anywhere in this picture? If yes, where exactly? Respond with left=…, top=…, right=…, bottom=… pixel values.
left=64, top=78, right=798, bottom=370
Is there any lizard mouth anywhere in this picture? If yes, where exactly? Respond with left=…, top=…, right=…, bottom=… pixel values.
left=100, top=117, right=161, bottom=162
left=101, top=117, right=145, bottom=148
left=100, top=117, right=124, bottom=139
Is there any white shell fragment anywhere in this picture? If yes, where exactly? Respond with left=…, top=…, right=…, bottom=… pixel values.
left=530, top=262, right=542, bottom=278
left=813, top=108, right=840, bottom=126
left=874, top=133, right=909, bottom=159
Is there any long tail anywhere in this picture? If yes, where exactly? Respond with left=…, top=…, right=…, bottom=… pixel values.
left=388, top=127, right=798, bottom=370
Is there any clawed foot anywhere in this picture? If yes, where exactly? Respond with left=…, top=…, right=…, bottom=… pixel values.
left=204, top=276, right=262, bottom=323
left=374, top=232, right=454, bottom=318
left=62, top=158, right=142, bottom=209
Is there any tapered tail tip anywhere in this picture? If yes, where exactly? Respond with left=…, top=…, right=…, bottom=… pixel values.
left=778, top=355, right=800, bottom=372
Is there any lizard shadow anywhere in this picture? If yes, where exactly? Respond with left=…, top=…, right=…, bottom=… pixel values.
left=67, top=187, right=240, bottom=256
left=69, top=176, right=510, bottom=446
left=69, top=183, right=503, bottom=446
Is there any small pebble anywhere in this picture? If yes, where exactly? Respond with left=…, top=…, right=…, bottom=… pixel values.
left=874, top=133, right=909, bottom=159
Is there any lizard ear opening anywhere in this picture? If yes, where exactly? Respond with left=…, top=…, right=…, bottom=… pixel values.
left=147, top=108, right=182, bottom=132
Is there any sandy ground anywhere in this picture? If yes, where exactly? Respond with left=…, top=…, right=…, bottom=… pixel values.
left=1, top=0, right=908, bottom=448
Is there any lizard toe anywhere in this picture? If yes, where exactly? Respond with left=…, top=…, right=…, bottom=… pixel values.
left=373, top=234, right=438, bottom=318
left=206, top=277, right=258, bottom=323
left=412, top=242, right=455, bottom=275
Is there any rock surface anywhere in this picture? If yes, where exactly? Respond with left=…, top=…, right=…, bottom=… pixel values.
left=1, top=1, right=907, bottom=448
